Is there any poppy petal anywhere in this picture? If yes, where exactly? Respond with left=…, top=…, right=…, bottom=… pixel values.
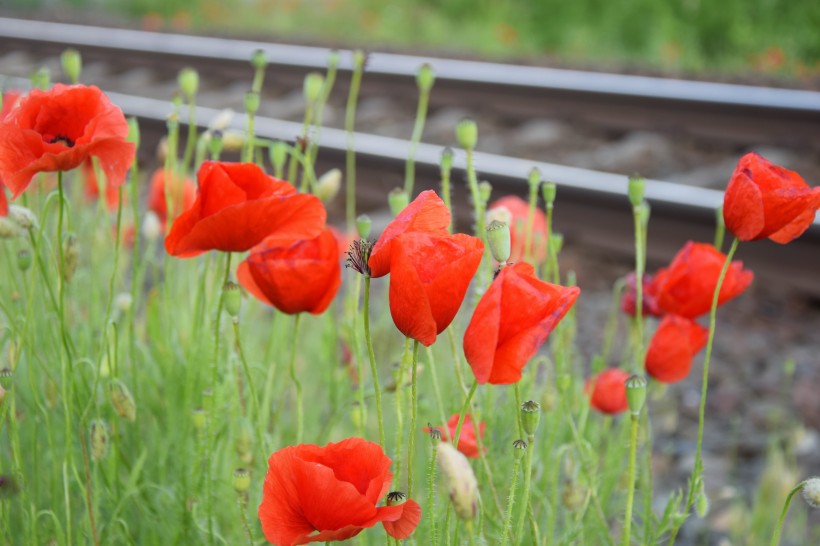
left=381, top=499, right=422, bottom=540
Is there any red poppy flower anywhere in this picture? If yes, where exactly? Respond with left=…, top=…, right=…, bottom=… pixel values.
left=165, top=161, right=326, bottom=257
left=652, top=241, right=753, bottom=319
left=488, top=195, right=548, bottom=262
left=586, top=368, right=630, bottom=414
left=82, top=160, right=121, bottom=211
left=258, top=437, right=421, bottom=545
left=387, top=232, right=483, bottom=346
left=620, top=272, right=661, bottom=317
left=723, top=152, right=820, bottom=244
left=0, top=184, right=7, bottom=216
left=424, top=414, right=486, bottom=459
left=463, top=262, right=580, bottom=385
left=0, top=84, right=135, bottom=198
left=368, top=190, right=450, bottom=278
left=147, top=168, right=196, bottom=225
left=1, top=90, right=21, bottom=119
left=645, top=314, right=709, bottom=383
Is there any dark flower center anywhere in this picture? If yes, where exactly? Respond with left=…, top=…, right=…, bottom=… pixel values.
left=46, top=134, right=75, bottom=147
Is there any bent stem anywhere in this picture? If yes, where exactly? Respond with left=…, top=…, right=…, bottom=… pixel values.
left=363, top=276, right=386, bottom=448
left=770, top=481, right=806, bottom=546
left=289, top=313, right=304, bottom=443
left=668, top=236, right=739, bottom=545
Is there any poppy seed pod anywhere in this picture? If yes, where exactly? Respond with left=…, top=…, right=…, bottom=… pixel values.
left=440, top=147, right=454, bottom=173
left=356, top=214, right=372, bottom=239
left=478, top=181, right=492, bottom=204
left=628, top=176, right=646, bottom=208
left=436, top=441, right=479, bottom=521
left=488, top=195, right=548, bottom=262
left=61, top=48, right=82, bottom=84
left=223, top=281, right=242, bottom=319
left=251, top=49, right=267, bottom=71
left=16, top=249, right=31, bottom=272
left=303, top=72, right=324, bottom=103
left=486, top=220, right=511, bottom=264
left=542, top=181, right=557, bottom=206
left=513, top=439, right=528, bottom=460
left=233, top=468, right=251, bottom=493
left=625, top=375, right=647, bottom=416
left=416, top=63, right=435, bottom=92
left=177, top=67, right=199, bottom=99
left=802, top=477, right=820, bottom=509
left=456, top=118, right=478, bottom=150
left=521, top=400, right=541, bottom=436
left=109, top=379, right=136, bottom=422
left=388, top=188, right=410, bottom=217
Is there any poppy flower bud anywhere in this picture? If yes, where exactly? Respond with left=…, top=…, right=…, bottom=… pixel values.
left=549, top=232, right=564, bottom=256
left=542, top=181, right=557, bottom=206
left=436, top=441, right=479, bottom=521
left=303, top=72, right=325, bottom=103
left=192, top=408, right=207, bottom=430
left=356, top=214, right=372, bottom=239
left=60, top=48, right=82, bottom=83
left=802, top=477, right=820, bottom=509
left=0, top=217, right=19, bottom=239
left=388, top=188, right=409, bottom=216
left=223, top=281, right=242, bottom=319
left=628, top=176, right=645, bottom=208
left=478, top=181, right=492, bottom=205
left=141, top=211, right=162, bottom=242
left=8, top=205, right=37, bottom=230
left=17, top=249, right=31, bottom=272
left=220, top=130, right=245, bottom=152
left=315, top=168, right=342, bottom=203
left=109, top=379, right=136, bottom=422
left=244, top=91, right=260, bottom=116
left=521, top=400, right=541, bottom=436
left=90, top=419, right=109, bottom=461
left=456, top=118, right=478, bottom=150
left=416, top=63, right=435, bottom=93
left=486, top=220, right=511, bottom=264
left=625, top=375, right=647, bottom=417
left=269, top=140, right=288, bottom=173
left=178, top=67, right=199, bottom=99
left=251, top=49, right=267, bottom=71
left=513, top=439, right=528, bottom=460
left=440, top=147, right=454, bottom=173
left=62, top=233, right=79, bottom=282
left=233, top=468, right=251, bottom=493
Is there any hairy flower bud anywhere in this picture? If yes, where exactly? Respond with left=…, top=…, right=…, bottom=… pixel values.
left=802, top=477, right=820, bottom=509
left=456, top=118, right=478, bottom=150
left=416, top=63, right=435, bottom=92
left=436, top=441, right=478, bottom=521
left=8, top=205, right=37, bottom=230
left=110, top=379, right=136, bottom=422
left=315, top=168, right=342, bottom=203
left=90, top=419, right=110, bottom=461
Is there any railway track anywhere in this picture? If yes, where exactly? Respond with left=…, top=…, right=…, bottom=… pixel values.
left=1, top=18, right=819, bottom=294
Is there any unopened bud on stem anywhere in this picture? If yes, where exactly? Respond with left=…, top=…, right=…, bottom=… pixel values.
left=625, top=375, right=647, bottom=417
left=456, top=118, right=478, bottom=150
left=486, top=220, right=511, bottom=264
left=628, top=176, right=645, bottom=208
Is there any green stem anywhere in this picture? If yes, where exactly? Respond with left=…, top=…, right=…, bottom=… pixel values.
left=344, top=52, right=365, bottom=231
left=289, top=313, right=304, bottom=443
left=394, top=337, right=411, bottom=486
left=621, top=415, right=639, bottom=546
left=427, top=442, right=439, bottom=546
left=363, top=277, right=385, bottom=448
left=407, top=339, right=420, bottom=497
left=770, top=481, right=806, bottom=546
left=182, top=99, right=198, bottom=172
left=500, top=455, right=522, bottom=546
left=632, top=204, right=645, bottom=373
left=232, top=320, right=266, bottom=460
left=515, top=435, right=535, bottom=542
left=404, top=81, right=432, bottom=196
left=453, top=381, right=478, bottom=448
left=514, top=383, right=524, bottom=438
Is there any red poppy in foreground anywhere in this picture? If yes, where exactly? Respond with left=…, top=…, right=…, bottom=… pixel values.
left=652, top=241, right=753, bottom=319
left=723, top=152, right=820, bottom=244
left=463, top=262, right=580, bottom=385
left=1, top=90, right=21, bottom=119
left=645, top=315, right=709, bottom=383
left=258, top=437, right=421, bottom=545
left=0, top=84, right=135, bottom=198
left=488, top=195, right=548, bottom=262
left=237, top=228, right=341, bottom=315
left=424, top=414, right=486, bottom=459
left=586, top=368, right=630, bottom=414
left=388, top=232, right=483, bottom=346
left=147, top=168, right=196, bottom=225
left=368, top=190, right=450, bottom=278
left=165, top=161, right=326, bottom=257
left=620, top=272, right=661, bottom=317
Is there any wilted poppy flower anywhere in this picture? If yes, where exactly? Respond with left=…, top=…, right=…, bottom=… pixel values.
left=487, top=195, right=547, bottom=262
left=463, top=262, right=580, bottom=385
left=0, top=84, right=135, bottom=198
left=165, top=161, right=326, bottom=257
left=258, top=437, right=421, bottom=545
left=586, top=368, right=630, bottom=414
left=147, top=168, right=196, bottom=225
left=652, top=241, right=753, bottom=319
left=388, top=232, right=483, bottom=346
left=424, top=414, right=486, bottom=459
left=620, top=272, right=661, bottom=317
left=645, top=314, right=709, bottom=383
left=368, top=190, right=450, bottom=278
left=723, top=152, right=820, bottom=244
left=237, top=228, right=341, bottom=315
left=82, top=160, right=121, bottom=211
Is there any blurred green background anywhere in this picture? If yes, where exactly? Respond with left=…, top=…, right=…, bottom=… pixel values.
left=5, top=0, right=820, bottom=78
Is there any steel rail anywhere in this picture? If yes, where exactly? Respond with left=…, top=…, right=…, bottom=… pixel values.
left=1, top=17, right=819, bottom=146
